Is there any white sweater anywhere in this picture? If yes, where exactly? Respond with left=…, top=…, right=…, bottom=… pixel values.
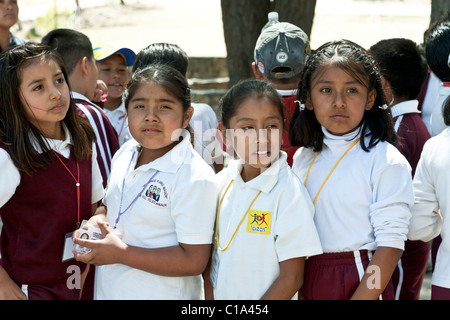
left=292, top=127, right=413, bottom=252
left=408, top=128, right=450, bottom=288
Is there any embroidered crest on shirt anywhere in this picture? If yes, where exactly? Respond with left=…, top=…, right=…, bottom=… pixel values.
left=247, top=210, right=271, bottom=235
left=140, top=180, right=168, bottom=207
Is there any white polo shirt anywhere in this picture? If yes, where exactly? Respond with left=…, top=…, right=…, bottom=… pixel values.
left=292, top=127, right=413, bottom=253
left=0, top=125, right=104, bottom=208
left=95, top=130, right=217, bottom=300
left=408, top=128, right=450, bottom=288
left=212, top=152, right=322, bottom=300
left=103, top=102, right=131, bottom=146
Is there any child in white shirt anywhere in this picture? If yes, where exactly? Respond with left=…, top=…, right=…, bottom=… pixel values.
left=73, top=64, right=217, bottom=299
left=289, top=39, right=413, bottom=300
left=204, top=79, right=322, bottom=300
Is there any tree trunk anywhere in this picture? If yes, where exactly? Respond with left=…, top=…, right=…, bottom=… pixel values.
left=221, top=0, right=316, bottom=86
left=430, top=0, right=450, bottom=26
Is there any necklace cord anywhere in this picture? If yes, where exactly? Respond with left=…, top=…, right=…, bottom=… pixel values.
left=215, top=180, right=262, bottom=251
left=304, top=138, right=360, bottom=206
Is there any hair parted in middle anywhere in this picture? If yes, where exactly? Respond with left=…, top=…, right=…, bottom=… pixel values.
left=288, top=39, right=396, bottom=152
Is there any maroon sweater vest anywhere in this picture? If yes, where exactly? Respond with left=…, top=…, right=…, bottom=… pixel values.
left=0, top=142, right=92, bottom=285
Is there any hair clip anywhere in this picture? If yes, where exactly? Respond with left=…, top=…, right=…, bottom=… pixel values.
left=295, top=100, right=306, bottom=111
left=378, top=104, right=388, bottom=110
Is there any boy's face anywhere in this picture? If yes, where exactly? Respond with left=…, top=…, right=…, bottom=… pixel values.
left=0, top=0, right=18, bottom=30
left=96, top=54, right=128, bottom=99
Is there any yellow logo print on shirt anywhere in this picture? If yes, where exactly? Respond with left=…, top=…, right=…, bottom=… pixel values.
left=247, top=210, right=271, bottom=235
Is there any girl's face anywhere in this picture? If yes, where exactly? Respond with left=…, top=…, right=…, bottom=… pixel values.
left=307, top=64, right=376, bottom=136
left=127, top=81, right=193, bottom=162
left=96, top=54, right=128, bottom=100
left=224, top=96, right=283, bottom=181
left=19, top=57, right=70, bottom=139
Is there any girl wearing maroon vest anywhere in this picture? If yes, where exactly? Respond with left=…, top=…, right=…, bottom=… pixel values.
left=0, top=42, right=103, bottom=299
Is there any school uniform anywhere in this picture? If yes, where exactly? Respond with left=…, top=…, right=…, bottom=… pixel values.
left=390, top=100, right=431, bottom=300
left=420, top=72, right=441, bottom=135
left=211, top=151, right=322, bottom=300
left=95, top=130, right=217, bottom=300
left=103, top=102, right=131, bottom=146
left=278, top=89, right=299, bottom=167
left=190, top=103, right=222, bottom=171
left=292, top=126, right=413, bottom=299
left=71, top=91, right=120, bottom=187
left=408, top=127, right=450, bottom=299
left=429, top=84, right=450, bottom=137
left=0, top=125, right=104, bottom=299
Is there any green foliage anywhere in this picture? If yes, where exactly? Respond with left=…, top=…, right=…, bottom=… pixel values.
left=25, top=7, right=74, bottom=40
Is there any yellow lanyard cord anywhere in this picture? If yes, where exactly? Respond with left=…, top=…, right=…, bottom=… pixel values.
left=215, top=179, right=262, bottom=251
left=304, top=138, right=360, bottom=206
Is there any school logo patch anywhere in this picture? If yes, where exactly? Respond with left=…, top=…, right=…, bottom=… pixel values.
left=247, top=210, right=271, bottom=235
left=140, top=179, right=168, bottom=207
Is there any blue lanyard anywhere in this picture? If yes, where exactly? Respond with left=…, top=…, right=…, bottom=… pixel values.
left=114, top=151, right=159, bottom=229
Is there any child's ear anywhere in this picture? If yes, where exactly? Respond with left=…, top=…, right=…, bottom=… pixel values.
left=183, top=106, right=194, bottom=128
left=79, top=57, right=90, bottom=76
left=365, top=89, right=377, bottom=111
left=251, top=62, right=264, bottom=80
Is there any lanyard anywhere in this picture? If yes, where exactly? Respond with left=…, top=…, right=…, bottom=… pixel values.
left=304, top=138, right=360, bottom=206
left=52, top=150, right=81, bottom=228
left=215, top=179, right=262, bottom=251
left=114, top=151, right=159, bottom=229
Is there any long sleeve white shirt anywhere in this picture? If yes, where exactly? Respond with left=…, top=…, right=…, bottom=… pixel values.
left=408, top=128, right=450, bottom=288
left=292, top=127, right=413, bottom=252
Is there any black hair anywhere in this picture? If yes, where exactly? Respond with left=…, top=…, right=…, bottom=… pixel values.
left=41, top=28, right=95, bottom=75
left=132, top=43, right=189, bottom=76
left=369, top=38, right=428, bottom=101
left=289, top=39, right=396, bottom=152
left=219, top=79, right=284, bottom=129
left=424, top=16, right=450, bottom=82
left=0, top=42, right=95, bottom=174
left=124, top=63, right=191, bottom=113
left=443, top=96, right=450, bottom=126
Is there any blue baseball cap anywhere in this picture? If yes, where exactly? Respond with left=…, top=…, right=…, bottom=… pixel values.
left=93, top=44, right=136, bottom=67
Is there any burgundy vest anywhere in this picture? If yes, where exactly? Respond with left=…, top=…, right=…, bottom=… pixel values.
left=0, top=142, right=92, bottom=285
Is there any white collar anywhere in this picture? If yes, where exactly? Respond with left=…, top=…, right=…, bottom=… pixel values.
left=439, top=85, right=450, bottom=96
left=322, top=126, right=361, bottom=155
left=226, top=151, right=287, bottom=194
left=30, top=124, right=73, bottom=157
left=390, top=100, right=420, bottom=118
left=277, top=88, right=298, bottom=97
left=128, top=129, right=193, bottom=174
left=71, top=91, right=90, bottom=101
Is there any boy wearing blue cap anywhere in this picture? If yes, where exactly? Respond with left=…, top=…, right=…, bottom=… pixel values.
left=94, top=44, right=136, bottom=145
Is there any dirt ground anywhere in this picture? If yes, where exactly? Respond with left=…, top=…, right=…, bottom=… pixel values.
left=16, top=0, right=430, bottom=57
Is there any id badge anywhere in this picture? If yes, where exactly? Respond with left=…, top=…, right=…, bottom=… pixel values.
left=62, top=232, right=75, bottom=262
left=62, top=220, right=89, bottom=262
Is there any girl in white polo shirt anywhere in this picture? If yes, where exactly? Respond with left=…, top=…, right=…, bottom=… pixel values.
left=204, top=80, right=322, bottom=300
left=289, top=40, right=413, bottom=300
left=73, top=64, right=217, bottom=299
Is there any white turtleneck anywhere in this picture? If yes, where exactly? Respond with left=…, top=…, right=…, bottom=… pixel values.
left=292, top=127, right=413, bottom=252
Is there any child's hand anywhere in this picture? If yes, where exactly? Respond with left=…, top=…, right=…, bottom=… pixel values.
left=92, top=80, right=108, bottom=103
left=73, top=220, right=127, bottom=266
